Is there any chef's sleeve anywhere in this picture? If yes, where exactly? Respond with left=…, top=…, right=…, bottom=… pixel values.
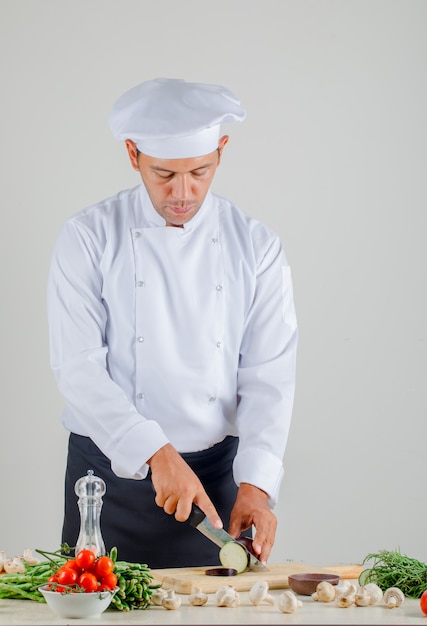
left=47, top=219, right=169, bottom=478
left=233, top=233, right=298, bottom=507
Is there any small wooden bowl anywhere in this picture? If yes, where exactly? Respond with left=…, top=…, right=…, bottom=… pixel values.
left=288, top=573, right=340, bottom=596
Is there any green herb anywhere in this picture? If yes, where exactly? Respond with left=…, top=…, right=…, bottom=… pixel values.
left=359, top=549, right=427, bottom=598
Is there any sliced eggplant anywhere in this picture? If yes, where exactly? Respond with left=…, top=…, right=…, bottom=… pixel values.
left=236, top=536, right=257, bottom=557
left=219, top=541, right=250, bottom=574
left=205, top=567, right=238, bottom=576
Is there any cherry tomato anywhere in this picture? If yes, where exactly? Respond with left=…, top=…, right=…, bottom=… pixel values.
left=46, top=574, right=58, bottom=590
left=95, top=556, right=114, bottom=578
left=101, top=572, right=118, bottom=590
left=57, top=566, right=79, bottom=586
left=420, top=590, right=427, bottom=615
left=78, top=571, right=99, bottom=593
left=75, top=549, right=96, bottom=571
left=62, top=559, right=79, bottom=571
left=82, top=566, right=97, bottom=577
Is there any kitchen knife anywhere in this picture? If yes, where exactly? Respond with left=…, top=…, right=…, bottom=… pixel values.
left=189, top=504, right=269, bottom=572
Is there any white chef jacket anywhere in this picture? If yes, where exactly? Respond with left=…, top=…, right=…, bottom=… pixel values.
left=47, top=184, right=297, bottom=506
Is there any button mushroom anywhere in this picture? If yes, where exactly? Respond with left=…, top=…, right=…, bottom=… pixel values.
left=0, top=551, right=7, bottom=573
left=151, top=587, right=168, bottom=606
left=3, top=556, right=26, bottom=574
left=278, top=590, right=302, bottom=613
left=312, top=580, right=336, bottom=602
left=335, top=584, right=356, bottom=608
left=384, top=587, right=405, bottom=608
left=215, top=585, right=240, bottom=608
left=334, top=579, right=351, bottom=596
left=355, top=585, right=371, bottom=606
left=363, top=583, right=383, bottom=605
left=188, top=586, right=208, bottom=606
left=161, top=588, right=181, bottom=610
left=249, top=580, right=275, bottom=606
left=22, top=549, right=40, bottom=566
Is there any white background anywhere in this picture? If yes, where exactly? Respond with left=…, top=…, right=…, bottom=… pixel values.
left=1, top=0, right=426, bottom=568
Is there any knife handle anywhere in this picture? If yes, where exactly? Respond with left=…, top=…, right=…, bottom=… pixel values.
left=189, top=504, right=205, bottom=528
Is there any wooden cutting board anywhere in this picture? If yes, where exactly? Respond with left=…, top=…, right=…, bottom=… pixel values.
left=151, top=562, right=363, bottom=594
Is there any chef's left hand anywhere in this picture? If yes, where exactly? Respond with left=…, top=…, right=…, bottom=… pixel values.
left=228, top=482, right=277, bottom=565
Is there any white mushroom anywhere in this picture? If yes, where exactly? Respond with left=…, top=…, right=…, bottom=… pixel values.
left=355, top=585, right=371, bottom=606
left=384, top=587, right=405, bottom=609
left=312, top=580, right=336, bottom=602
left=188, top=586, right=208, bottom=606
left=215, top=585, right=240, bottom=608
left=363, top=583, right=383, bottom=605
left=151, top=587, right=168, bottom=606
left=249, top=580, right=275, bottom=606
left=3, top=556, right=26, bottom=574
left=278, top=590, right=302, bottom=613
left=334, top=579, right=352, bottom=596
left=0, top=551, right=7, bottom=573
left=22, top=549, right=40, bottom=566
left=161, top=576, right=174, bottom=590
left=161, top=588, right=181, bottom=610
left=335, top=584, right=356, bottom=608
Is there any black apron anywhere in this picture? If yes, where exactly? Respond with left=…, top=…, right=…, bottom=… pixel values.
left=62, top=433, right=244, bottom=568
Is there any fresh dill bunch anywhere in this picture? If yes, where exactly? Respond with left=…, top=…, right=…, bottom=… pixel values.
left=359, top=549, right=427, bottom=598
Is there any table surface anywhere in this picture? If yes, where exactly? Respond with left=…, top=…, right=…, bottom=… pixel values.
left=0, top=583, right=425, bottom=625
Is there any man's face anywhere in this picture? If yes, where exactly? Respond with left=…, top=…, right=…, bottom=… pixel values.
left=125, top=136, right=228, bottom=227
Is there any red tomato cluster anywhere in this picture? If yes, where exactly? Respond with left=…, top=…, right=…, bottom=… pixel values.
left=47, top=549, right=117, bottom=593
left=420, top=590, right=427, bottom=615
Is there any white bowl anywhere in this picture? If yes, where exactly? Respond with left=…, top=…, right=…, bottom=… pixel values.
left=38, top=585, right=118, bottom=619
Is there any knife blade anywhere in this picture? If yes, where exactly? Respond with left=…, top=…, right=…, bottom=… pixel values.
left=188, top=504, right=269, bottom=572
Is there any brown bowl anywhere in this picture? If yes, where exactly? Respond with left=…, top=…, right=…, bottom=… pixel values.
left=288, top=573, right=340, bottom=596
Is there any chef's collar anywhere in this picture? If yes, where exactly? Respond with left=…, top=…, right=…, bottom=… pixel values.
left=139, top=184, right=213, bottom=233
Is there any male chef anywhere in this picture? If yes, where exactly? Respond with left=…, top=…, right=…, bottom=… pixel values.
left=47, top=78, right=298, bottom=568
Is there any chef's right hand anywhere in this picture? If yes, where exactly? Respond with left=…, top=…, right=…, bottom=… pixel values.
left=147, top=443, right=223, bottom=530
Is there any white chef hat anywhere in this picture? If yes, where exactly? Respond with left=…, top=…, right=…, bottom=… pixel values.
left=109, top=78, right=246, bottom=159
